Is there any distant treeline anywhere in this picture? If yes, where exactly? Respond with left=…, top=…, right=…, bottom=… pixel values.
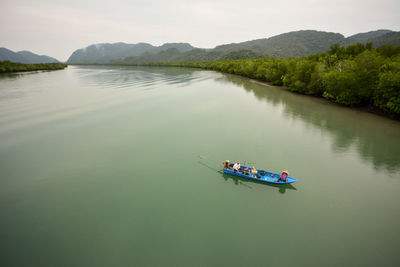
left=114, top=43, right=400, bottom=117
left=0, top=61, right=67, bottom=73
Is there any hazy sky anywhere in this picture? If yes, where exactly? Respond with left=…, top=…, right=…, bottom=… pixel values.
left=1, top=0, right=399, bottom=61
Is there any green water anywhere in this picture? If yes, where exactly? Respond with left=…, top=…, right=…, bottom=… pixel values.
left=0, top=66, right=399, bottom=266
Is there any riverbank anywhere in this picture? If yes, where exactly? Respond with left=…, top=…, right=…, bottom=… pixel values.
left=103, top=43, right=400, bottom=120
left=0, top=61, right=67, bottom=73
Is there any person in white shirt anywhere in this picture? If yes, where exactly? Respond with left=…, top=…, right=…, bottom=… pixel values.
left=251, top=167, right=258, bottom=177
left=232, top=161, right=240, bottom=173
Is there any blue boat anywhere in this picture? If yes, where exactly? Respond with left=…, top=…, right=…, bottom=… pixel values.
left=222, top=162, right=298, bottom=184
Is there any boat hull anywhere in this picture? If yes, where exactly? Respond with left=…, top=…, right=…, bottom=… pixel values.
left=223, top=167, right=298, bottom=184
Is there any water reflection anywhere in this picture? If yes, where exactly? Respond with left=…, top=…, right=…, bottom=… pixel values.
left=0, top=73, right=22, bottom=80
left=0, top=70, right=59, bottom=81
left=219, top=74, right=400, bottom=173
left=74, top=65, right=206, bottom=90
left=222, top=173, right=297, bottom=194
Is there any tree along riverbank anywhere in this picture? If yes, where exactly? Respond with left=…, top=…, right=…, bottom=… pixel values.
left=108, top=43, right=400, bottom=119
left=0, top=61, right=67, bottom=73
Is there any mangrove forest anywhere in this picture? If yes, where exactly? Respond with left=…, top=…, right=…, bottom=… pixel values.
left=0, top=61, right=67, bottom=73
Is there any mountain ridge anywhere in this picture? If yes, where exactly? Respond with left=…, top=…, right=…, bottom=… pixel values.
left=67, top=42, right=194, bottom=64
left=67, top=29, right=400, bottom=64
left=0, top=47, right=60, bottom=64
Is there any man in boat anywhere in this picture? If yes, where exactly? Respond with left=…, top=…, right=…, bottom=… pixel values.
left=232, top=161, right=240, bottom=173
left=278, top=170, right=288, bottom=182
left=224, top=160, right=231, bottom=169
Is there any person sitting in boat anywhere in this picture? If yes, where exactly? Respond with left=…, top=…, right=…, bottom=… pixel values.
left=279, top=170, right=288, bottom=182
left=251, top=167, right=258, bottom=178
left=232, top=161, right=240, bottom=173
left=224, top=160, right=231, bottom=169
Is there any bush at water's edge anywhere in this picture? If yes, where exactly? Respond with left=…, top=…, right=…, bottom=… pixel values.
left=0, top=61, right=67, bottom=73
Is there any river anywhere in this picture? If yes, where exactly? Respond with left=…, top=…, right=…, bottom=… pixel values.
left=0, top=66, right=399, bottom=266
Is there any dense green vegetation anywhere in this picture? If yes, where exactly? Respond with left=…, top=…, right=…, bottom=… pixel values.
left=0, top=61, right=67, bottom=73
left=116, top=43, right=400, bottom=117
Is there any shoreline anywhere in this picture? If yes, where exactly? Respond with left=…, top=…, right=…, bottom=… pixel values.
left=249, top=79, right=400, bottom=121
left=0, top=61, right=67, bottom=74
left=69, top=63, right=400, bottom=121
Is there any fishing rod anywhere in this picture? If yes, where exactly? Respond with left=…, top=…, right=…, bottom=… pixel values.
left=198, top=161, right=220, bottom=172
left=199, top=155, right=256, bottom=168
left=198, top=155, right=221, bottom=163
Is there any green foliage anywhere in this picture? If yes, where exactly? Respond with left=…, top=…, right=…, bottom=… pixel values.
left=283, top=59, right=319, bottom=94
left=322, top=60, right=361, bottom=105
left=374, top=57, right=400, bottom=114
left=262, top=59, right=290, bottom=85
left=0, top=61, right=67, bottom=73
left=377, top=44, right=400, bottom=58
left=219, top=50, right=264, bottom=60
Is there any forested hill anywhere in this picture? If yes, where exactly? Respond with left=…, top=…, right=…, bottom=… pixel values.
left=66, top=42, right=194, bottom=64
left=205, top=30, right=398, bottom=58
left=0, top=48, right=60, bottom=64
left=67, top=29, right=400, bottom=64
left=364, top=32, right=400, bottom=47
left=214, top=30, right=345, bottom=57
left=340, top=29, right=393, bottom=46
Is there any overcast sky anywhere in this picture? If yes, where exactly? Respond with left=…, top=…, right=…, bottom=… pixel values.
left=1, top=0, right=399, bottom=61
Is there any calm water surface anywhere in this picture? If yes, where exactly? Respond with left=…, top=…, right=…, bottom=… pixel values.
left=0, top=66, right=400, bottom=266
